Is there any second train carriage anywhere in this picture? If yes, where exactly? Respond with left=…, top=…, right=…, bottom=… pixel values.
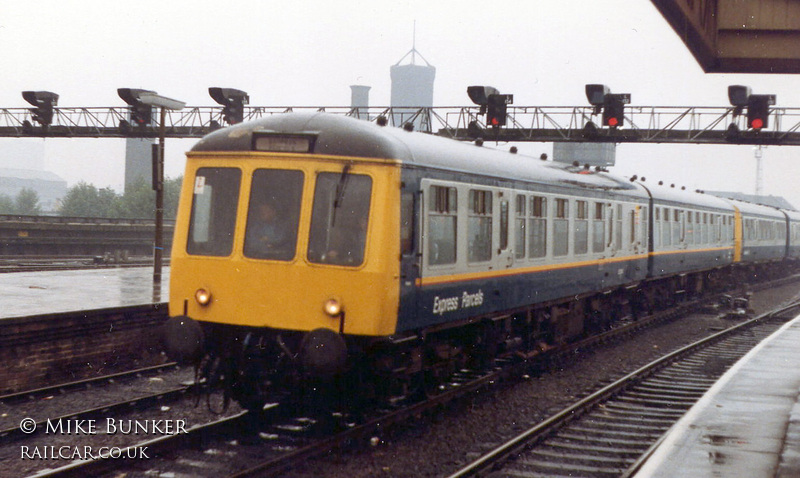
left=163, top=112, right=799, bottom=408
left=646, top=187, right=735, bottom=278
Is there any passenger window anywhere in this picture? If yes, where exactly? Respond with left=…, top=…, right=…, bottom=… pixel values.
left=428, top=186, right=457, bottom=265
left=686, top=210, right=694, bottom=245
left=514, top=195, right=526, bottom=259
left=615, top=204, right=623, bottom=250
left=244, top=169, right=304, bottom=261
left=592, top=203, right=605, bottom=253
left=307, top=172, right=372, bottom=266
left=663, top=208, right=671, bottom=246
left=673, top=209, right=682, bottom=243
left=654, top=208, right=661, bottom=248
left=575, top=200, right=588, bottom=255
left=529, top=196, right=547, bottom=258
left=468, top=189, right=493, bottom=262
left=640, top=207, right=648, bottom=247
left=187, top=167, right=241, bottom=257
left=554, top=198, right=569, bottom=256
left=629, top=208, right=636, bottom=245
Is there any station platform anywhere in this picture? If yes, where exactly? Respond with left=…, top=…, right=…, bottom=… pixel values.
left=0, top=267, right=169, bottom=319
left=634, top=313, right=800, bottom=477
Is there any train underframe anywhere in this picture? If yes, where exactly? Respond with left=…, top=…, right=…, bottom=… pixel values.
left=183, top=260, right=799, bottom=411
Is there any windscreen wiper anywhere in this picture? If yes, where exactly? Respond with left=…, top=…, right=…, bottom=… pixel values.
left=331, top=163, right=352, bottom=227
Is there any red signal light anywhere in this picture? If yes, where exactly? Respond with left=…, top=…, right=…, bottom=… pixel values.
left=751, top=118, right=764, bottom=130
left=607, top=117, right=618, bottom=127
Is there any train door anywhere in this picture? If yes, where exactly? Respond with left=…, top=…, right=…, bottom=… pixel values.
left=497, top=192, right=514, bottom=268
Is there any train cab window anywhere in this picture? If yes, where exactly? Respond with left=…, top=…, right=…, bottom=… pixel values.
left=187, top=167, right=241, bottom=257
left=308, top=172, right=372, bottom=266
left=529, top=196, right=547, bottom=258
left=468, top=189, right=493, bottom=262
left=554, top=198, right=569, bottom=257
left=244, top=169, right=304, bottom=261
left=428, top=186, right=457, bottom=265
left=592, top=203, right=605, bottom=253
left=514, top=195, right=526, bottom=259
left=575, top=200, right=588, bottom=255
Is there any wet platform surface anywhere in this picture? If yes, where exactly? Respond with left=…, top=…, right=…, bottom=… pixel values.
left=635, top=313, right=800, bottom=477
left=0, top=267, right=169, bottom=319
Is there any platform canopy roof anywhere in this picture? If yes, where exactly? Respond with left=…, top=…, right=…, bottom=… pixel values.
left=651, top=0, right=800, bottom=73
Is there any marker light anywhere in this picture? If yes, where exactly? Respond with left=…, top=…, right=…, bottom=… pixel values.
left=323, top=298, right=343, bottom=317
left=195, top=289, right=212, bottom=306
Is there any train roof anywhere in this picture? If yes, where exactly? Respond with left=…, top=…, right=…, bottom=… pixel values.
left=726, top=198, right=787, bottom=219
left=191, top=113, right=645, bottom=196
left=643, top=183, right=735, bottom=212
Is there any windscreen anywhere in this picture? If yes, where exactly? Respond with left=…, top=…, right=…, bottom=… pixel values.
left=307, top=172, right=372, bottom=266
left=243, top=169, right=304, bottom=261
left=186, top=167, right=241, bottom=256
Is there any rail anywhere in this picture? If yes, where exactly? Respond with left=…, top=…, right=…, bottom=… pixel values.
left=446, top=299, right=800, bottom=478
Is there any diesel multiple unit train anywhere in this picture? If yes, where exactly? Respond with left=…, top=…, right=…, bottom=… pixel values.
left=163, top=112, right=800, bottom=408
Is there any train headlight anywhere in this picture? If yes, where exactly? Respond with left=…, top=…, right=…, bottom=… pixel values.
left=323, top=298, right=343, bottom=317
left=195, top=289, right=212, bottom=306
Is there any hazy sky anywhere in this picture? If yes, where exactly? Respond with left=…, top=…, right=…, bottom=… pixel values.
left=1, top=0, right=799, bottom=206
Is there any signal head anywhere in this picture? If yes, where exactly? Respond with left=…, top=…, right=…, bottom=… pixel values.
left=117, top=88, right=157, bottom=106
left=467, top=85, right=500, bottom=106
left=585, top=84, right=610, bottom=106
left=208, top=87, right=249, bottom=106
left=727, top=85, right=751, bottom=107
left=22, top=91, right=59, bottom=108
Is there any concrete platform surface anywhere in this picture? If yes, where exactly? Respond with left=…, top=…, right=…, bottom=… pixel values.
left=0, top=267, right=169, bottom=319
left=634, top=314, right=800, bottom=477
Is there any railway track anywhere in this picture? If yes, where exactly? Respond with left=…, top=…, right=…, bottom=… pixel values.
left=446, top=299, right=800, bottom=478
left=12, top=277, right=798, bottom=478
left=0, top=363, right=180, bottom=405
left=26, top=291, right=750, bottom=478
left=0, top=363, right=192, bottom=442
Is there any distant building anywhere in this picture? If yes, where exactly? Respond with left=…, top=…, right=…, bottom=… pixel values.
left=0, top=168, right=67, bottom=212
left=125, top=137, right=155, bottom=193
left=350, top=85, right=371, bottom=120
left=390, top=46, right=435, bottom=131
left=706, top=191, right=796, bottom=211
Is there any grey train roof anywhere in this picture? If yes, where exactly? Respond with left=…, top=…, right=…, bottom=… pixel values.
left=191, top=112, right=645, bottom=197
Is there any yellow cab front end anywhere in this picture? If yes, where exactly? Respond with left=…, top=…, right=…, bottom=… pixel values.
left=161, top=113, right=405, bottom=408
left=168, top=150, right=401, bottom=338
